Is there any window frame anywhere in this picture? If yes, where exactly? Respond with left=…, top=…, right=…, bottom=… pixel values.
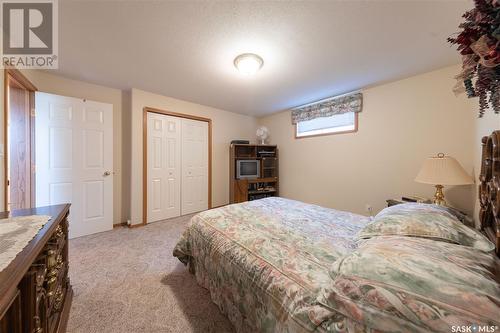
left=294, top=112, right=358, bottom=139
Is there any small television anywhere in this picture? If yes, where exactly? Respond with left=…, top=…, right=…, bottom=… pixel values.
left=236, top=160, right=260, bottom=179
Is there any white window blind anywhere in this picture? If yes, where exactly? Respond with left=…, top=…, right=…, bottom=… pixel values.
left=296, top=112, right=356, bottom=137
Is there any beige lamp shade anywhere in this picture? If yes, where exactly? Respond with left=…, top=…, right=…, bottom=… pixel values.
left=415, top=153, right=474, bottom=185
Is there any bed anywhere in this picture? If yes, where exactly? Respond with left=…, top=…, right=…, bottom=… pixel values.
left=173, top=131, right=500, bottom=333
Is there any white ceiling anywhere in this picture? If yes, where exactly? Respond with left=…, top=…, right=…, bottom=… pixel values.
left=53, top=0, right=471, bottom=116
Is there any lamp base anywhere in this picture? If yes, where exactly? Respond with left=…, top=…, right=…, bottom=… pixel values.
left=433, top=184, right=446, bottom=206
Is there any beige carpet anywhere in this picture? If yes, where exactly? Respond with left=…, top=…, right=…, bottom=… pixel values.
left=67, top=215, right=234, bottom=333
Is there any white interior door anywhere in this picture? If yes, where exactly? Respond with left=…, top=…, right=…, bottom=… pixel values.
left=181, top=118, right=208, bottom=215
left=35, top=92, right=113, bottom=238
left=147, top=113, right=181, bottom=223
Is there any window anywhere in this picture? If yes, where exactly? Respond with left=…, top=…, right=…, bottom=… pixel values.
left=295, top=112, right=357, bottom=138
left=291, top=91, right=362, bottom=138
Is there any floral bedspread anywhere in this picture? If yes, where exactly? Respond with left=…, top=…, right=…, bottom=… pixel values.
left=322, top=236, right=500, bottom=332
left=173, top=197, right=369, bottom=332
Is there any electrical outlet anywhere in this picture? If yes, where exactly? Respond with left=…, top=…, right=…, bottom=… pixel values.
left=365, top=204, right=373, bottom=216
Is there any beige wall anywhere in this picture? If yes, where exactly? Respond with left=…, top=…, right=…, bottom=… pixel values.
left=19, top=70, right=125, bottom=224
left=128, top=88, right=258, bottom=225
left=259, top=65, right=477, bottom=216
left=1, top=64, right=493, bottom=225
left=0, top=71, right=256, bottom=226
left=121, top=90, right=132, bottom=224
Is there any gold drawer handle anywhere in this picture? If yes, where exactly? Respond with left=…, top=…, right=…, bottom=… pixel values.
left=54, top=288, right=64, bottom=311
left=56, top=254, right=63, bottom=269
left=46, top=274, right=58, bottom=297
left=47, top=250, right=57, bottom=269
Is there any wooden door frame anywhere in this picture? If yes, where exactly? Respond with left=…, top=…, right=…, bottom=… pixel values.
left=142, top=107, right=212, bottom=226
left=3, top=69, right=37, bottom=211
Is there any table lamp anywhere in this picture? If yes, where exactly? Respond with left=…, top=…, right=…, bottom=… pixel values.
left=415, top=153, right=474, bottom=206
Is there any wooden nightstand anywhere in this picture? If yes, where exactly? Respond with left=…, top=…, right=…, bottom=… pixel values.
left=386, top=199, right=404, bottom=207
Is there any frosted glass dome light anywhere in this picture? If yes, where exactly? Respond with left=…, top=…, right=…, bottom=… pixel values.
left=234, top=53, right=264, bottom=75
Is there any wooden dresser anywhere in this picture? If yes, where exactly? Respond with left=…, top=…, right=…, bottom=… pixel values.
left=229, top=144, right=279, bottom=203
left=0, top=204, right=72, bottom=333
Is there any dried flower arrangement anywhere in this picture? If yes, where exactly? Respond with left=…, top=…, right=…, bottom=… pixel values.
left=448, top=0, right=499, bottom=117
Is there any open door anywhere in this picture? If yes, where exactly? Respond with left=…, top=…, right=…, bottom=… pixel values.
left=4, top=69, right=37, bottom=211
left=35, top=92, right=114, bottom=238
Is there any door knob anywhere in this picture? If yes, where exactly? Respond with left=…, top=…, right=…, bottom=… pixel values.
left=103, top=171, right=111, bottom=176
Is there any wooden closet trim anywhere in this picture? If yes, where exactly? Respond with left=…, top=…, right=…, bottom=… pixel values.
left=3, top=69, right=37, bottom=211
left=141, top=107, right=212, bottom=227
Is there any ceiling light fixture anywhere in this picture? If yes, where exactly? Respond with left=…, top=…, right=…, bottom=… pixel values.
left=234, top=53, right=264, bottom=75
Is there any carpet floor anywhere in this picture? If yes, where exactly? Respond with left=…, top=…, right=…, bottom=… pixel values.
left=66, top=215, right=234, bottom=333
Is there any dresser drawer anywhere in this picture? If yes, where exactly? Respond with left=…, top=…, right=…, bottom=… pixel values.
left=0, top=205, right=72, bottom=333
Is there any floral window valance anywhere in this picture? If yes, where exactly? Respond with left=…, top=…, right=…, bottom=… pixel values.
left=291, top=92, right=363, bottom=124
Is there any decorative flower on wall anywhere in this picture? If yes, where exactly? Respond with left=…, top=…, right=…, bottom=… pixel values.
left=448, top=0, right=499, bottom=117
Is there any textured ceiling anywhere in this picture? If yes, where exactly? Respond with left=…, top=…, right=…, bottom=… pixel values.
left=52, top=0, right=471, bottom=116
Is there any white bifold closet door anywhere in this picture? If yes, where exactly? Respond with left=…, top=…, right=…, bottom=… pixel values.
left=147, top=113, right=181, bottom=222
left=181, top=118, right=208, bottom=215
left=147, top=113, right=208, bottom=223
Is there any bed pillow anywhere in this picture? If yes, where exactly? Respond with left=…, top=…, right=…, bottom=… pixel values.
left=319, top=236, right=500, bottom=332
left=357, top=203, right=494, bottom=252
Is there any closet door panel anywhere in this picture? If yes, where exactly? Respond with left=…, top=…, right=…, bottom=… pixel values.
left=147, top=113, right=181, bottom=223
left=181, top=118, right=208, bottom=215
